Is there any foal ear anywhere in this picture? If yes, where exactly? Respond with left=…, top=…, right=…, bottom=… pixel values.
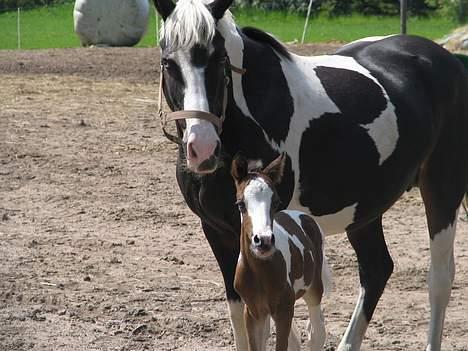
left=208, top=0, right=234, bottom=20
left=152, top=0, right=175, bottom=20
left=263, top=153, right=286, bottom=184
left=231, top=154, right=249, bottom=183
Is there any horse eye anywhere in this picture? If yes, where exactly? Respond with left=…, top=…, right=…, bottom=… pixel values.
left=161, top=58, right=170, bottom=70
left=235, top=200, right=246, bottom=213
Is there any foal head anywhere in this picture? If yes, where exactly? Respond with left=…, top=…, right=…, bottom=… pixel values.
left=152, top=0, right=235, bottom=174
left=231, top=154, right=286, bottom=259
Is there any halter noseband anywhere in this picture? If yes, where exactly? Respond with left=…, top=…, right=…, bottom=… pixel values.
left=157, top=57, right=246, bottom=145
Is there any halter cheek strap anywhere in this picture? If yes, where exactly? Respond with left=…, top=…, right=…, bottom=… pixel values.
left=157, top=61, right=245, bottom=145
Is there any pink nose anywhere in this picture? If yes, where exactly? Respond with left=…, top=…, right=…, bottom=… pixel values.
left=186, top=134, right=219, bottom=168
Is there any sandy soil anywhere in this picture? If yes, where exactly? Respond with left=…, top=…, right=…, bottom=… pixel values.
left=0, top=46, right=467, bottom=351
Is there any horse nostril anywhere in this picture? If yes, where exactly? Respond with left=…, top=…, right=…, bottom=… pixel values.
left=271, top=234, right=275, bottom=245
left=214, top=142, right=221, bottom=157
left=188, top=142, right=198, bottom=160
left=253, top=235, right=260, bottom=245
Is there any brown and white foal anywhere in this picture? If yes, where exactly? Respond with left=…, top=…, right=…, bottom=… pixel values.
left=231, top=154, right=331, bottom=351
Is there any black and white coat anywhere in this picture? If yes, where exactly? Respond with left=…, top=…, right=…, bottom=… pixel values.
left=152, top=0, right=468, bottom=350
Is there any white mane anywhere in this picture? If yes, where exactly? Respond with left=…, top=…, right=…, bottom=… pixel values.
left=160, top=0, right=235, bottom=51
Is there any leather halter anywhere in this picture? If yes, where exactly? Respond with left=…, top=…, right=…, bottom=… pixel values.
left=157, top=58, right=246, bottom=145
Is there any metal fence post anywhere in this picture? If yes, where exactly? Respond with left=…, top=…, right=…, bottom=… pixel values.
left=301, top=0, right=314, bottom=44
left=17, top=7, right=21, bottom=49
left=156, top=12, right=159, bottom=44
left=400, top=0, right=407, bottom=34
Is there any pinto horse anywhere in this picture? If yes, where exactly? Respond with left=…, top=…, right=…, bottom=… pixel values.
left=232, top=153, right=331, bottom=351
left=152, top=0, right=468, bottom=349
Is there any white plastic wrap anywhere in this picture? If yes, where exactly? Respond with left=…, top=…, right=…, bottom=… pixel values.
left=74, top=0, right=150, bottom=47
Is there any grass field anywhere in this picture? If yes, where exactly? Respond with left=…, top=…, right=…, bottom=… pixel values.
left=0, top=3, right=458, bottom=49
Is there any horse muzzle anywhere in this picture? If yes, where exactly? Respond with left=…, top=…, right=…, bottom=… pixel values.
left=186, top=140, right=221, bottom=174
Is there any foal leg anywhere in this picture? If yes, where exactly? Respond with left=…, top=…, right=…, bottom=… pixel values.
left=245, top=309, right=269, bottom=351
left=303, top=291, right=326, bottom=351
left=272, top=303, right=295, bottom=351
left=337, top=216, right=394, bottom=351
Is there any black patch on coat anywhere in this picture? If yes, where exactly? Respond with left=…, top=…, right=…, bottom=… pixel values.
left=222, top=101, right=295, bottom=210
left=298, top=112, right=380, bottom=216
left=314, top=66, right=387, bottom=125
left=240, top=29, right=294, bottom=145
left=204, top=33, right=229, bottom=117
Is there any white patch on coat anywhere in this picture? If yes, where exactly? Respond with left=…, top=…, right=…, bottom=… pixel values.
left=217, top=15, right=263, bottom=131
left=272, top=219, right=293, bottom=287
left=337, top=287, right=368, bottom=351
left=287, top=194, right=357, bottom=235
left=426, top=213, right=458, bottom=350
left=273, top=210, right=320, bottom=294
left=360, top=104, right=399, bottom=165
left=314, top=203, right=358, bottom=235
left=341, top=34, right=397, bottom=48
left=295, top=54, right=399, bottom=166
left=286, top=210, right=332, bottom=295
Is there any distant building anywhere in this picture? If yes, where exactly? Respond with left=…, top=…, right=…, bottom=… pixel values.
left=74, top=0, right=150, bottom=47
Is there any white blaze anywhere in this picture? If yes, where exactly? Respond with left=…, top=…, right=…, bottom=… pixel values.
left=175, top=51, right=219, bottom=145
left=244, top=178, right=274, bottom=240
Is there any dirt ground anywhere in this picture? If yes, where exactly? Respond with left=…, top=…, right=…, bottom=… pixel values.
left=0, top=45, right=467, bottom=351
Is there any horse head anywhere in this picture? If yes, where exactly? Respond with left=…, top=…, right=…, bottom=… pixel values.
left=153, top=0, right=235, bottom=174
left=231, top=153, right=287, bottom=258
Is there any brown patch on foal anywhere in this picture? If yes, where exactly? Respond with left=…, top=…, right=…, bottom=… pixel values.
left=275, top=212, right=325, bottom=302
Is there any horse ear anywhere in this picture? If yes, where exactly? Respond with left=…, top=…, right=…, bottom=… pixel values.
left=208, top=0, right=234, bottom=20
left=263, top=153, right=286, bottom=184
left=152, top=0, right=175, bottom=20
left=231, top=154, right=249, bottom=183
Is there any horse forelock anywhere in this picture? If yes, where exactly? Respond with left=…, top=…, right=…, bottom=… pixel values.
left=160, top=0, right=235, bottom=52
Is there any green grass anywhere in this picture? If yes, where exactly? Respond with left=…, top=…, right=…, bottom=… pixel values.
left=0, top=3, right=458, bottom=50
left=234, top=9, right=457, bottom=43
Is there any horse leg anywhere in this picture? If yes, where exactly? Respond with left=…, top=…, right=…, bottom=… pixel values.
left=337, top=216, right=394, bottom=351
left=419, top=155, right=466, bottom=351
left=201, top=221, right=248, bottom=350
left=303, top=291, right=326, bottom=351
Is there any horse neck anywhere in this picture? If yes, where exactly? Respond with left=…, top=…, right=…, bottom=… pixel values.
left=239, top=218, right=252, bottom=263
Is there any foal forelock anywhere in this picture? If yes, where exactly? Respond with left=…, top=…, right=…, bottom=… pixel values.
left=160, top=0, right=234, bottom=52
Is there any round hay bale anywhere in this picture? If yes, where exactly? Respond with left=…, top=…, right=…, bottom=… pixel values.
left=73, top=0, right=150, bottom=47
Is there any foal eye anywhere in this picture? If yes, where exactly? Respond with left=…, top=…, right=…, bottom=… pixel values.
left=235, top=200, right=246, bottom=213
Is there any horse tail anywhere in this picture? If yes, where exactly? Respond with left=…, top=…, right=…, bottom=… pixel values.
left=463, top=193, right=468, bottom=217
left=453, top=54, right=468, bottom=217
